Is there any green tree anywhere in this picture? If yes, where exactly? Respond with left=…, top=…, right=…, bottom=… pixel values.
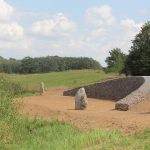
left=105, top=48, right=127, bottom=74
left=125, top=22, right=150, bottom=75
left=21, top=57, right=35, bottom=73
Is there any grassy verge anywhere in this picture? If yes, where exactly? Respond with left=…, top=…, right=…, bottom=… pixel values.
left=0, top=77, right=23, bottom=150
left=9, top=119, right=150, bottom=150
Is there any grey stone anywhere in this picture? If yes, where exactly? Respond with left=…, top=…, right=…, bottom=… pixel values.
left=115, top=76, right=150, bottom=111
left=63, top=76, right=150, bottom=111
left=63, top=77, right=144, bottom=101
left=75, top=88, right=88, bottom=110
left=40, top=82, right=45, bottom=96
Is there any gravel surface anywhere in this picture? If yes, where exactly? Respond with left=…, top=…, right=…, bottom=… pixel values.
left=116, top=76, right=150, bottom=111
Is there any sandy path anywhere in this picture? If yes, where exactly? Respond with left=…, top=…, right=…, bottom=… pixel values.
left=19, top=89, right=150, bottom=133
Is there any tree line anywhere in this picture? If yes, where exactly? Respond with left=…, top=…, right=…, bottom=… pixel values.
left=0, top=56, right=101, bottom=74
left=105, top=21, right=150, bottom=76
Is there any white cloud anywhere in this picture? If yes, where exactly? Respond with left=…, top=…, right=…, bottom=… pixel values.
left=86, top=5, right=116, bottom=27
left=31, top=13, right=77, bottom=37
left=83, top=12, right=143, bottom=65
left=120, top=19, right=142, bottom=30
left=119, top=19, right=143, bottom=46
left=0, top=1, right=144, bottom=66
left=0, top=0, right=14, bottom=20
left=0, top=22, right=24, bottom=41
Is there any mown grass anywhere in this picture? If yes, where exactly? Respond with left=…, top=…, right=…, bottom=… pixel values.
left=0, top=70, right=150, bottom=150
left=8, top=70, right=120, bottom=91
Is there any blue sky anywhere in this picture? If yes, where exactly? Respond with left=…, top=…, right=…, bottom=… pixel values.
left=7, top=0, right=150, bottom=21
left=0, top=0, right=150, bottom=66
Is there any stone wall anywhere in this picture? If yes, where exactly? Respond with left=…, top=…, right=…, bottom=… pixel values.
left=115, top=76, right=150, bottom=111
left=63, top=77, right=145, bottom=101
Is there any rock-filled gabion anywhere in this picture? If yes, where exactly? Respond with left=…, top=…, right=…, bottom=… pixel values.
left=115, top=76, right=150, bottom=111
left=63, top=76, right=148, bottom=111
left=75, top=88, right=88, bottom=110
left=63, top=77, right=145, bottom=100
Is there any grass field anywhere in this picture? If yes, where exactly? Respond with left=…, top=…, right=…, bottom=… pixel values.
left=0, top=70, right=150, bottom=150
left=8, top=70, right=119, bottom=88
left=4, top=70, right=120, bottom=96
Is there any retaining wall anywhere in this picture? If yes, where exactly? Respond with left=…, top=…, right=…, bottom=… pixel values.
left=63, top=77, right=145, bottom=101
left=115, top=76, right=150, bottom=111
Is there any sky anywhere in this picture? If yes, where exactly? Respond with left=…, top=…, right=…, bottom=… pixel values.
left=0, top=0, right=150, bottom=66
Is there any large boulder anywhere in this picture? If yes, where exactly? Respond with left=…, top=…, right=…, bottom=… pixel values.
left=75, top=88, right=88, bottom=110
left=40, top=82, right=45, bottom=96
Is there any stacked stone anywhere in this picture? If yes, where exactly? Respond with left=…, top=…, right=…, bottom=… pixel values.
left=115, top=76, right=150, bottom=111
left=63, top=76, right=149, bottom=111
left=63, top=77, right=144, bottom=101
